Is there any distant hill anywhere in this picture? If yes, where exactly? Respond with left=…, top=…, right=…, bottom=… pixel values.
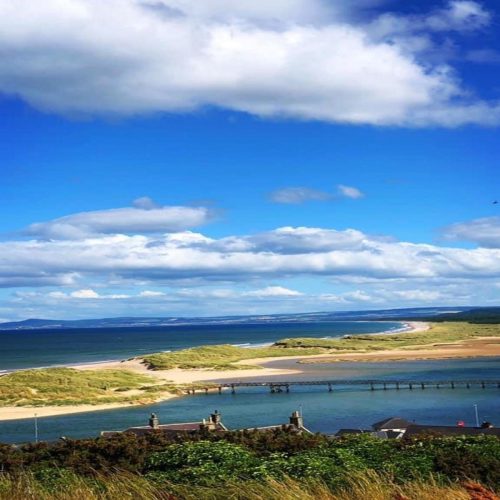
left=424, top=307, right=500, bottom=324
left=0, top=306, right=476, bottom=330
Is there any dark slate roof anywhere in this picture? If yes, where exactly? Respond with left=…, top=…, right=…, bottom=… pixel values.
left=335, top=429, right=403, bottom=439
left=404, top=424, right=500, bottom=438
left=101, top=421, right=227, bottom=437
left=245, top=424, right=311, bottom=434
left=372, top=417, right=413, bottom=431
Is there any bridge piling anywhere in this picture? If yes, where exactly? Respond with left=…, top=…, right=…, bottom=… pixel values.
left=207, top=379, right=499, bottom=395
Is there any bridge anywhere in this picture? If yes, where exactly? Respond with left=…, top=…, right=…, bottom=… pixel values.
left=186, top=379, right=500, bottom=395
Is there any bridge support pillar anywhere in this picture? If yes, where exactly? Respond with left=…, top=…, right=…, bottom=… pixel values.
left=482, top=381, right=486, bottom=389
left=370, top=383, right=375, bottom=391
left=218, top=386, right=222, bottom=394
left=396, top=382, right=400, bottom=390
left=231, top=384, right=235, bottom=394
left=328, top=384, right=332, bottom=392
left=409, top=383, right=413, bottom=390
left=421, top=383, right=425, bottom=390
left=451, top=382, right=455, bottom=389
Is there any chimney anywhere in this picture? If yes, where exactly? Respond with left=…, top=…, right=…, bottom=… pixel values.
left=210, top=410, right=221, bottom=425
left=199, top=418, right=209, bottom=431
left=289, top=410, right=304, bottom=429
left=149, top=413, right=160, bottom=429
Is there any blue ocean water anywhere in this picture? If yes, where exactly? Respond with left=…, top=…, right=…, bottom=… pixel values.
left=0, top=321, right=402, bottom=371
left=0, top=321, right=499, bottom=444
left=1, top=357, right=499, bottom=444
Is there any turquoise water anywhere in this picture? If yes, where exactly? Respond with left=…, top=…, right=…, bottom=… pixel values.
left=0, top=321, right=403, bottom=371
left=2, top=357, right=499, bottom=444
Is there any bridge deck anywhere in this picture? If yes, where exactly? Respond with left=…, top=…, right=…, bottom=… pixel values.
left=184, top=379, right=500, bottom=394
left=219, top=379, right=500, bottom=387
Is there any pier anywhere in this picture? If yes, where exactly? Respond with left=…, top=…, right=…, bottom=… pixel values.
left=187, top=379, right=500, bottom=395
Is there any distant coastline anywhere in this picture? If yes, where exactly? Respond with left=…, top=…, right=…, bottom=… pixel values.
left=3, top=321, right=500, bottom=422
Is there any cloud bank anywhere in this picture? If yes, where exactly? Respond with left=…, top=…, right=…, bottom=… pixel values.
left=2, top=208, right=499, bottom=319
left=0, top=0, right=499, bottom=126
left=25, top=200, right=214, bottom=239
left=442, top=216, right=500, bottom=248
left=2, top=225, right=500, bottom=289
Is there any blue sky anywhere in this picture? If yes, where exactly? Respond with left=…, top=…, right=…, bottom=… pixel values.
left=0, top=0, right=499, bottom=320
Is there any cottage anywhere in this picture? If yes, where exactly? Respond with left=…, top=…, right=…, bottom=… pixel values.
left=245, top=410, right=311, bottom=434
left=101, top=410, right=227, bottom=438
left=101, top=410, right=310, bottom=437
left=335, top=416, right=499, bottom=439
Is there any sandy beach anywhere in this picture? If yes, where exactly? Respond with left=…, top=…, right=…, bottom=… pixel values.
left=2, top=321, right=500, bottom=422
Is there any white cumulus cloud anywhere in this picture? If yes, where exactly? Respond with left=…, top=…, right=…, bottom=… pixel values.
left=25, top=201, right=214, bottom=239
left=442, top=216, right=500, bottom=248
left=337, top=185, right=365, bottom=199
left=0, top=0, right=498, bottom=126
left=244, top=286, right=303, bottom=297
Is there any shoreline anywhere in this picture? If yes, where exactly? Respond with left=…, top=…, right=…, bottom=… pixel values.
left=0, top=320, right=421, bottom=376
left=3, top=321, right=500, bottom=423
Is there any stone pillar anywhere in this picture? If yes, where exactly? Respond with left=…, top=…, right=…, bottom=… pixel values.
left=149, top=413, right=159, bottom=429
left=289, top=410, right=304, bottom=429
left=210, top=410, right=221, bottom=425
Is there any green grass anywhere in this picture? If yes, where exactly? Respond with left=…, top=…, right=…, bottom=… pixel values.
left=274, top=322, right=500, bottom=352
left=142, top=322, right=500, bottom=370
left=0, top=368, right=160, bottom=407
left=142, top=344, right=326, bottom=370
left=0, top=471, right=489, bottom=500
left=5, top=322, right=499, bottom=407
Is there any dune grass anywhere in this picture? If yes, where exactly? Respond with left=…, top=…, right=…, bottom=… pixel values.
left=0, top=471, right=491, bottom=500
left=142, top=322, right=500, bottom=370
left=0, top=368, right=160, bottom=407
left=274, top=322, right=500, bottom=352
left=141, top=344, right=325, bottom=370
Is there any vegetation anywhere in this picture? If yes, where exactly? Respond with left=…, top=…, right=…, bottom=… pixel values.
left=141, top=344, right=325, bottom=370
left=0, top=368, right=164, bottom=407
left=406, top=307, right=500, bottom=324
left=275, top=322, right=500, bottom=353
left=0, top=471, right=493, bottom=500
left=3, top=322, right=499, bottom=407
left=0, top=431, right=499, bottom=499
left=142, top=322, right=500, bottom=370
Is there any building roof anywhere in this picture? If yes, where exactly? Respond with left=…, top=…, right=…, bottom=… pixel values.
left=101, top=412, right=228, bottom=438
left=335, top=429, right=402, bottom=439
left=404, top=424, right=500, bottom=438
left=243, top=423, right=310, bottom=434
left=372, top=417, right=413, bottom=431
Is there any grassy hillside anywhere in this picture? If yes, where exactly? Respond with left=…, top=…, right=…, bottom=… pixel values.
left=274, top=322, right=500, bottom=351
left=0, top=368, right=162, bottom=407
left=142, top=322, right=500, bottom=370
left=0, top=432, right=498, bottom=499
left=142, top=344, right=325, bottom=370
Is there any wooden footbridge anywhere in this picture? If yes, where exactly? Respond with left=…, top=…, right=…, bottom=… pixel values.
left=187, top=379, right=500, bottom=395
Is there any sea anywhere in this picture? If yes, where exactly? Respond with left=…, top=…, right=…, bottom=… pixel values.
left=1, top=321, right=499, bottom=444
